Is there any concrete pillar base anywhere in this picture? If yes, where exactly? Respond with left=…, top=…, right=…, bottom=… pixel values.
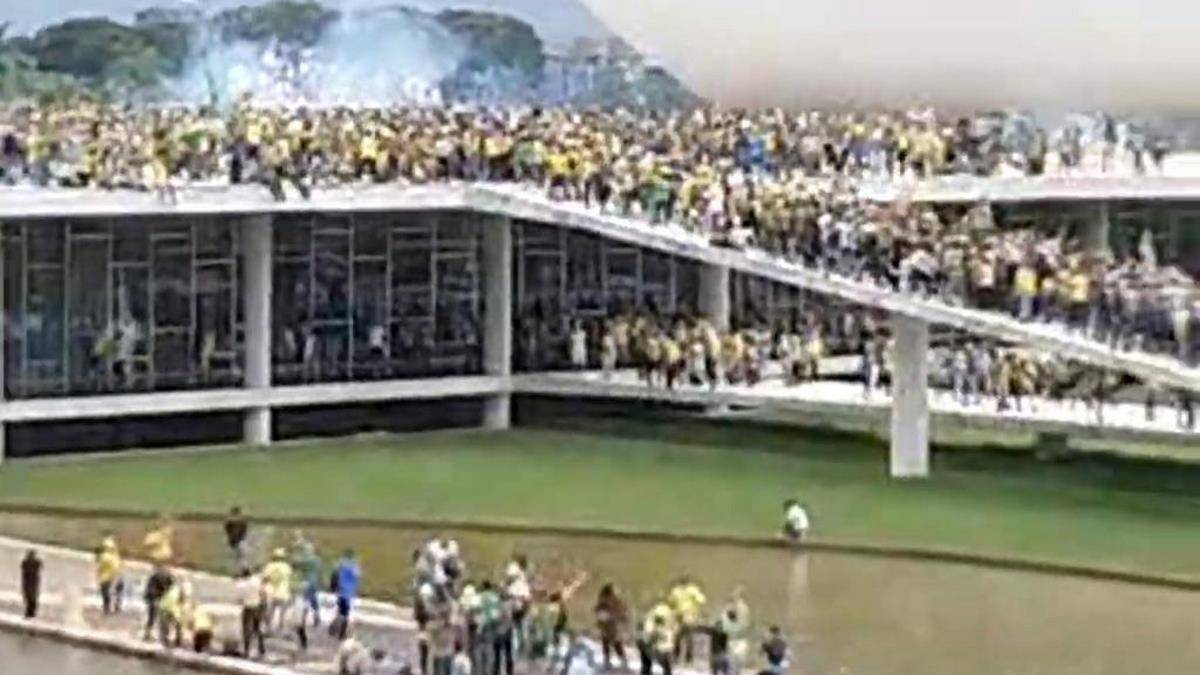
left=890, top=316, right=931, bottom=478
left=482, top=395, right=511, bottom=430
left=699, top=264, right=731, bottom=331
left=244, top=407, right=272, bottom=447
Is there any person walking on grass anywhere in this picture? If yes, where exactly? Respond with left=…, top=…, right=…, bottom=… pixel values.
left=20, top=549, right=41, bottom=619
left=782, top=500, right=810, bottom=542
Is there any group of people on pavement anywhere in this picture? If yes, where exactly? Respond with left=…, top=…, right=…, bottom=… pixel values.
left=14, top=511, right=363, bottom=667
left=15, top=508, right=803, bottom=675
left=406, top=537, right=793, bottom=675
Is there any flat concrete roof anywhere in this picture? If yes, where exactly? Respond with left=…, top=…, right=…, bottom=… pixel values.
left=859, top=175, right=1200, bottom=204
left=8, top=174, right=1200, bottom=221
left=0, top=183, right=470, bottom=220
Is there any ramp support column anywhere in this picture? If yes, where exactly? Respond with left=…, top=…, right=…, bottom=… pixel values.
left=482, top=216, right=513, bottom=429
left=890, top=315, right=930, bottom=478
left=243, top=215, right=273, bottom=446
left=699, top=263, right=731, bottom=331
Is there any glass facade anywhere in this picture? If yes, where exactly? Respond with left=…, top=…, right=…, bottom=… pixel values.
left=730, top=271, right=809, bottom=330
left=3, top=217, right=242, bottom=398
left=271, top=211, right=483, bottom=384
left=995, top=201, right=1200, bottom=276
left=513, top=222, right=700, bottom=371
left=0, top=210, right=826, bottom=398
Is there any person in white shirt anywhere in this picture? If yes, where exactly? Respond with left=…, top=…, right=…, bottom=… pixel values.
left=570, top=322, right=588, bottom=370
left=235, top=568, right=266, bottom=659
left=782, top=500, right=810, bottom=542
left=600, top=330, right=617, bottom=380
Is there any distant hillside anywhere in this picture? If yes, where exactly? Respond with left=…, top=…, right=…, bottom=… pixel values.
left=6, top=0, right=614, bottom=47
left=1, top=0, right=699, bottom=108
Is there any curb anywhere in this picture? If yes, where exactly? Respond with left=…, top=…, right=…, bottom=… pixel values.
left=0, top=611, right=298, bottom=675
left=2, top=503, right=1199, bottom=592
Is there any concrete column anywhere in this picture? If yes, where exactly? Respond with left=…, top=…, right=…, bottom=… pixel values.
left=1082, top=202, right=1112, bottom=254
left=699, top=263, right=731, bottom=331
left=482, top=216, right=513, bottom=430
left=890, top=315, right=930, bottom=478
left=242, top=215, right=273, bottom=446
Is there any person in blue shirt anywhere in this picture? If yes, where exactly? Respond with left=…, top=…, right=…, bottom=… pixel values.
left=330, top=549, right=361, bottom=640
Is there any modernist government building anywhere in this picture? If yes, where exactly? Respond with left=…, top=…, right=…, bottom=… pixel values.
left=2, top=177, right=1200, bottom=475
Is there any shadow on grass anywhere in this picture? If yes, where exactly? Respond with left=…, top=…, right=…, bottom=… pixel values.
left=515, top=395, right=1200, bottom=500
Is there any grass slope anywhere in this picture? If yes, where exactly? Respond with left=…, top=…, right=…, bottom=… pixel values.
left=2, top=420, right=1200, bottom=578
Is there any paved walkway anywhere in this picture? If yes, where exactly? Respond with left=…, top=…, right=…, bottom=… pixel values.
left=516, top=369, right=1200, bottom=447
left=0, top=535, right=415, bottom=674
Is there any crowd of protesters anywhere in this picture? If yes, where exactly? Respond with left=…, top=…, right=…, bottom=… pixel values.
left=407, top=537, right=788, bottom=675
left=0, top=102, right=1170, bottom=198
left=0, top=101, right=1196, bottom=370
left=550, top=309, right=885, bottom=389
left=546, top=307, right=1197, bottom=431
left=14, top=510, right=800, bottom=675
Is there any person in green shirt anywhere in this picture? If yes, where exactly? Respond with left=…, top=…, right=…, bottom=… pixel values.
left=291, top=530, right=322, bottom=628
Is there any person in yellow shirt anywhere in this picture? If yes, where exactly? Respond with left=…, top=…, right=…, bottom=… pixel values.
left=143, top=518, right=174, bottom=566
left=661, top=336, right=683, bottom=391
left=187, top=603, right=215, bottom=654
left=638, top=599, right=677, bottom=675
left=158, top=577, right=191, bottom=648
left=95, top=534, right=123, bottom=615
left=1013, top=263, right=1039, bottom=321
left=261, top=548, right=293, bottom=634
left=667, top=578, right=706, bottom=663
left=546, top=148, right=572, bottom=198
left=1068, top=267, right=1091, bottom=331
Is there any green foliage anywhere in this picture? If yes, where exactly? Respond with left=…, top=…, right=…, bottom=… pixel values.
left=213, top=0, right=339, bottom=48
left=0, top=1, right=700, bottom=108
left=28, top=18, right=161, bottom=84
left=0, top=23, right=81, bottom=102
left=133, top=8, right=203, bottom=77
left=437, top=9, right=545, bottom=81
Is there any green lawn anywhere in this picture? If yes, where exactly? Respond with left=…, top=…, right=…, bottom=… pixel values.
left=2, top=418, right=1200, bottom=579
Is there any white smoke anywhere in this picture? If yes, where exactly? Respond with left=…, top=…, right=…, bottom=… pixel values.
left=169, top=6, right=465, bottom=107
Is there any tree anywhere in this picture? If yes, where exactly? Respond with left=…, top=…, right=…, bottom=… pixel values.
left=214, top=0, right=339, bottom=48
left=28, top=18, right=165, bottom=85
left=436, top=10, right=546, bottom=82
left=0, top=22, right=80, bottom=101
left=134, top=7, right=204, bottom=78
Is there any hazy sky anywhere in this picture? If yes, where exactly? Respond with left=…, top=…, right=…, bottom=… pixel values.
left=582, top=0, right=1200, bottom=113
